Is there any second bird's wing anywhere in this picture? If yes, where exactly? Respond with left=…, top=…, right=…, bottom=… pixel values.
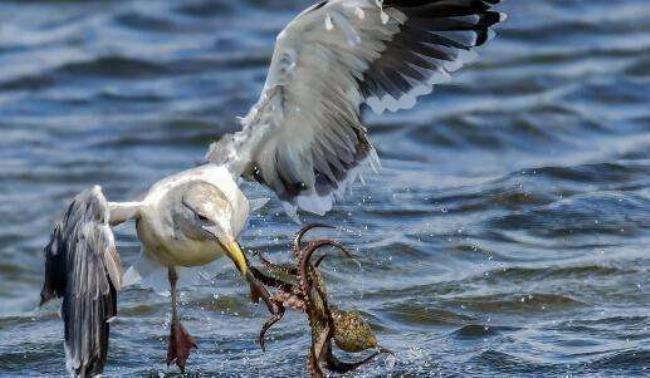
left=40, top=186, right=129, bottom=377
left=207, top=0, right=505, bottom=215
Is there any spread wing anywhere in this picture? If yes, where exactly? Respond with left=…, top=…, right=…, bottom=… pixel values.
left=207, top=0, right=505, bottom=215
left=40, top=186, right=127, bottom=377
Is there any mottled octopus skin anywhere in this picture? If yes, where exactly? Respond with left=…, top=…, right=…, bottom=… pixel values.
left=252, top=224, right=388, bottom=377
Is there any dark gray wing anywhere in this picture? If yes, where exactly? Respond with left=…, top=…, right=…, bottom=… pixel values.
left=208, top=0, right=505, bottom=215
left=40, top=186, right=123, bottom=378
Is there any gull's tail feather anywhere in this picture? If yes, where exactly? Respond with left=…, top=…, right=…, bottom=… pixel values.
left=41, top=186, right=122, bottom=378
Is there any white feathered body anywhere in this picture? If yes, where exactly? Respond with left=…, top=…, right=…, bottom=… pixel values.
left=137, top=164, right=249, bottom=267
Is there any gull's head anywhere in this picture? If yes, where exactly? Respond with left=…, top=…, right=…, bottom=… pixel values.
left=174, top=181, right=248, bottom=274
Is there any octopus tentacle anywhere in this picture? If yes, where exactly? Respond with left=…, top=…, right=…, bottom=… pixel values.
left=249, top=266, right=296, bottom=350
left=307, top=261, right=335, bottom=340
left=324, top=346, right=381, bottom=374
left=303, top=239, right=355, bottom=261
left=299, top=240, right=341, bottom=367
left=258, top=301, right=285, bottom=352
left=378, top=346, right=395, bottom=355
left=298, top=239, right=344, bottom=320
left=255, top=251, right=298, bottom=276
left=249, top=266, right=294, bottom=292
left=293, top=223, right=334, bottom=257
left=301, top=238, right=357, bottom=330
left=314, top=254, right=328, bottom=268
left=308, top=344, right=325, bottom=378
left=313, top=244, right=358, bottom=268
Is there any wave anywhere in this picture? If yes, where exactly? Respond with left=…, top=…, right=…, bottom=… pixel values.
left=54, top=55, right=170, bottom=78
left=453, top=324, right=521, bottom=339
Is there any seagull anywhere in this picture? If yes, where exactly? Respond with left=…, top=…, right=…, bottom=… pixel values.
left=39, top=1, right=505, bottom=376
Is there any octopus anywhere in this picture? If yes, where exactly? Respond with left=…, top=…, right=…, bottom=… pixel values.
left=249, top=224, right=392, bottom=377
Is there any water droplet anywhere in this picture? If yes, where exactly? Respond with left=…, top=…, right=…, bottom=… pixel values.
left=383, top=353, right=397, bottom=370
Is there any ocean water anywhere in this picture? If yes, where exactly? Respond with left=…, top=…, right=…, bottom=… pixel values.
left=1, top=0, right=650, bottom=376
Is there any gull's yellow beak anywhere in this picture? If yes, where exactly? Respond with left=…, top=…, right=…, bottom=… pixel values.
left=223, top=239, right=248, bottom=275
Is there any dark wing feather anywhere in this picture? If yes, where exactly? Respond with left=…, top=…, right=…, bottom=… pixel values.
left=362, top=0, right=506, bottom=113
left=41, top=186, right=122, bottom=378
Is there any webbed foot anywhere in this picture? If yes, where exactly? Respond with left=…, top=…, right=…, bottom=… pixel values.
left=166, top=321, right=197, bottom=372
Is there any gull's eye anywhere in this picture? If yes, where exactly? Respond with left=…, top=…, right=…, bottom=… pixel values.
left=197, top=213, right=209, bottom=222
